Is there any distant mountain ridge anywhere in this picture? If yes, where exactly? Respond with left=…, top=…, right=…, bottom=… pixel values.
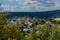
left=40, top=9, right=60, bottom=13
left=7, top=9, right=60, bottom=19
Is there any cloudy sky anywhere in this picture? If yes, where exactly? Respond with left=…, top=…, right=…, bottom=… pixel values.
left=0, top=0, right=60, bottom=12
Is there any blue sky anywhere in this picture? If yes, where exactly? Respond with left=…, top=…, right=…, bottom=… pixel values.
left=0, top=0, right=60, bottom=12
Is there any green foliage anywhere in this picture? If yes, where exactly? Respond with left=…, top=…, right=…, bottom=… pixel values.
left=49, top=24, right=60, bottom=40
left=0, top=14, right=60, bottom=40
left=0, top=14, right=8, bottom=25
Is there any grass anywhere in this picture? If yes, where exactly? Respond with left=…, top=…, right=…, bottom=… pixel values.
left=54, top=18, right=60, bottom=21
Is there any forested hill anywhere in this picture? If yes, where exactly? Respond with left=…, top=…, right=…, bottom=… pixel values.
left=7, top=10, right=60, bottom=18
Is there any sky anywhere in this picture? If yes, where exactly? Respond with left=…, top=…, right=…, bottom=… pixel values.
left=0, top=0, right=60, bottom=12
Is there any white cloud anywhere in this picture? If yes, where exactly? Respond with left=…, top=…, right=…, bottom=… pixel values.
left=1, top=0, right=60, bottom=12
left=0, top=4, right=10, bottom=12
left=6, top=0, right=14, bottom=2
left=11, top=0, right=56, bottom=12
left=53, top=0, right=60, bottom=9
left=16, top=0, right=20, bottom=1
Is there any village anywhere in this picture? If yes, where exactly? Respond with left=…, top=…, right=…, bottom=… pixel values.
left=0, top=13, right=60, bottom=40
